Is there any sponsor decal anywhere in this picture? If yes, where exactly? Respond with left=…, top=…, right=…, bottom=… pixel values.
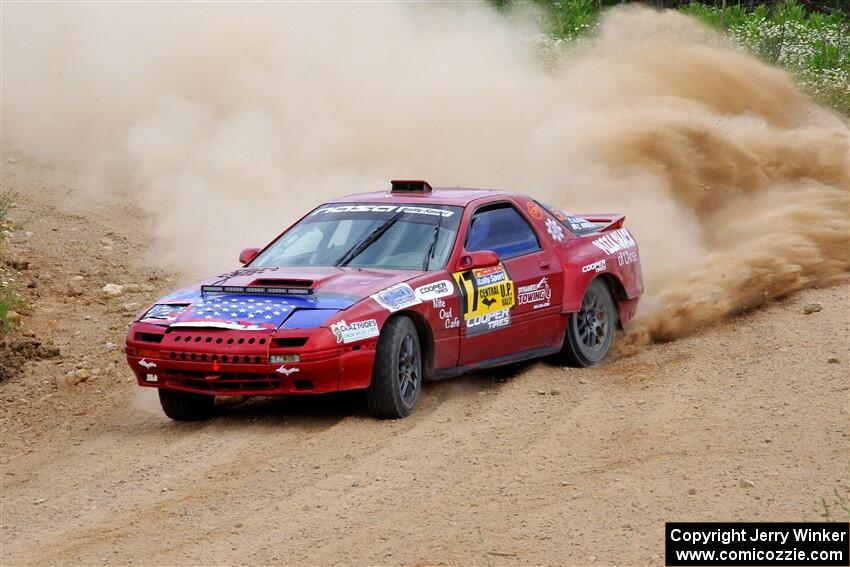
left=618, top=249, right=639, bottom=266
left=431, top=297, right=460, bottom=329
left=546, top=217, right=565, bottom=242
left=275, top=366, right=299, bottom=376
left=526, top=201, right=544, bottom=220
left=517, top=276, right=552, bottom=310
left=466, top=308, right=511, bottom=336
left=312, top=204, right=454, bottom=217
left=371, top=283, right=421, bottom=312
left=414, top=280, right=454, bottom=302
left=144, top=373, right=158, bottom=383
left=566, top=215, right=598, bottom=232
left=591, top=228, right=636, bottom=255
left=547, top=208, right=596, bottom=232
left=453, top=263, right=515, bottom=326
left=138, top=359, right=157, bottom=369
left=581, top=259, right=607, bottom=274
left=471, top=264, right=507, bottom=286
left=330, top=319, right=380, bottom=344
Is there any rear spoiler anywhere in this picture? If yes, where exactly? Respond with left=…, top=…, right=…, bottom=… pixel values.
left=575, top=214, right=625, bottom=233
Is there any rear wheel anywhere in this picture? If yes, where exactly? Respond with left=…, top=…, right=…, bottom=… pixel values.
left=159, top=389, right=216, bottom=421
left=557, top=279, right=616, bottom=367
left=366, top=317, right=422, bottom=419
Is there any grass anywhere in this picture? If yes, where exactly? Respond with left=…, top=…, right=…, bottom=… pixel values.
left=680, top=0, right=850, bottom=114
left=495, top=0, right=850, bottom=116
left=0, top=189, right=19, bottom=335
left=820, top=486, right=850, bottom=521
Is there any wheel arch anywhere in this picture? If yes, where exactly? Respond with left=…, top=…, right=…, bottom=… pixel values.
left=389, top=310, right=435, bottom=381
left=596, top=273, right=628, bottom=329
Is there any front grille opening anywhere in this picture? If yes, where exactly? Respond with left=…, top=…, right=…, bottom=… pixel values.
left=273, top=337, right=308, bottom=348
left=136, top=332, right=164, bottom=343
left=164, top=370, right=284, bottom=393
left=293, top=380, right=314, bottom=390
left=162, top=351, right=265, bottom=364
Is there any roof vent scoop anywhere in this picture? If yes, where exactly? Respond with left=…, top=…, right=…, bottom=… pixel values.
left=391, top=179, right=432, bottom=193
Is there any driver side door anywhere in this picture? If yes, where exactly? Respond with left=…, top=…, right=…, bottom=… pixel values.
left=455, top=202, right=563, bottom=366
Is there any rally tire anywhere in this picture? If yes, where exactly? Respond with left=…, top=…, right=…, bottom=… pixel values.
left=366, top=316, right=422, bottom=419
left=557, top=279, right=616, bottom=368
left=158, top=389, right=217, bottom=421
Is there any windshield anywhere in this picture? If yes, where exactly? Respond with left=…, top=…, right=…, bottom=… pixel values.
left=251, top=203, right=463, bottom=271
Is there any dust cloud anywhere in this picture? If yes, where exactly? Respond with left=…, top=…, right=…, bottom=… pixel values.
left=2, top=2, right=847, bottom=344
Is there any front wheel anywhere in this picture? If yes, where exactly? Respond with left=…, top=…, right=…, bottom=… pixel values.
left=366, top=316, right=422, bottom=419
left=556, top=279, right=616, bottom=368
left=159, top=389, right=216, bottom=421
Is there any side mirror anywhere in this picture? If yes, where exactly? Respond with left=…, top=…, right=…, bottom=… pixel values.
left=239, top=247, right=260, bottom=265
left=457, top=250, right=499, bottom=271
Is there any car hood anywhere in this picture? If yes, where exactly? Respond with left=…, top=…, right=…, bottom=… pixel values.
left=140, top=266, right=424, bottom=330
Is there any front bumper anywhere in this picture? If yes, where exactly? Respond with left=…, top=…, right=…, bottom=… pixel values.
left=125, top=323, right=377, bottom=396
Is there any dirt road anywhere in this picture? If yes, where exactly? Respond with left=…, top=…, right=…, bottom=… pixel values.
left=1, top=152, right=848, bottom=566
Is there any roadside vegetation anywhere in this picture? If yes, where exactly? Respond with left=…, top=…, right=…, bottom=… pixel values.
left=0, top=190, right=19, bottom=334
left=494, top=0, right=850, bottom=115
left=820, top=486, right=850, bottom=521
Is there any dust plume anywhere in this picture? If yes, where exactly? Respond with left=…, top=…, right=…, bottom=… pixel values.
left=2, top=2, right=847, bottom=344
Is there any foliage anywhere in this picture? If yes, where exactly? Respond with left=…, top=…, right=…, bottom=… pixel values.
left=681, top=0, right=850, bottom=113
left=0, top=190, right=18, bottom=334
left=0, top=283, right=19, bottom=335
left=496, top=0, right=850, bottom=115
left=820, top=479, right=850, bottom=521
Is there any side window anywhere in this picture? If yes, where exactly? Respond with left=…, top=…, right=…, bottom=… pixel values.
left=466, top=204, right=541, bottom=259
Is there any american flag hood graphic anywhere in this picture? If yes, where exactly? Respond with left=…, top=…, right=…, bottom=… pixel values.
left=138, top=266, right=421, bottom=330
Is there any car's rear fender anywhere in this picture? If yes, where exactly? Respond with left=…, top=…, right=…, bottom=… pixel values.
left=556, top=230, right=643, bottom=325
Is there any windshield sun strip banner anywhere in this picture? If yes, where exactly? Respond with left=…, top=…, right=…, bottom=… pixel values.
left=310, top=204, right=456, bottom=218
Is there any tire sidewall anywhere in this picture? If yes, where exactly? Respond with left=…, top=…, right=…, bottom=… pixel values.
left=388, top=318, right=421, bottom=414
left=368, top=316, right=422, bottom=418
left=568, top=279, right=616, bottom=367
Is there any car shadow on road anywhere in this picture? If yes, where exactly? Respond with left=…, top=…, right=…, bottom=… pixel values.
left=212, top=390, right=369, bottom=429
left=138, top=361, right=539, bottom=430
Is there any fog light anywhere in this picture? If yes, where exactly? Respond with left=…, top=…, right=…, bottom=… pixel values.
left=270, top=354, right=300, bottom=364
left=137, top=348, right=160, bottom=358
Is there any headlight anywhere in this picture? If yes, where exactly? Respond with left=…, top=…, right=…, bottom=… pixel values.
left=141, top=303, right=190, bottom=320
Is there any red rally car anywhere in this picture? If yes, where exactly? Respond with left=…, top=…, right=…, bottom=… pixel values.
left=126, top=180, right=643, bottom=421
